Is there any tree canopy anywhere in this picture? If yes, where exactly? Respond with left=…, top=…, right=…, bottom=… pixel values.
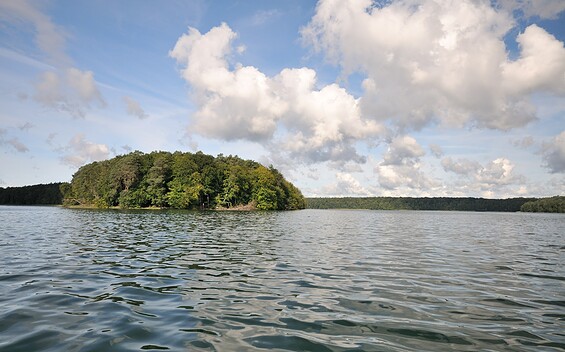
left=306, top=196, right=541, bottom=212
left=62, top=151, right=305, bottom=210
left=520, top=196, right=565, bottom=213
left=0, top=183, right=64, bottom=205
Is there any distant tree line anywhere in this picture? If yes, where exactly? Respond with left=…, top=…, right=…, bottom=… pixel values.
left=61, top=151, right=305, bottom=210
left=0, top=183, right=64, bottom=205
left=306, top=197, right=543, bottom=212
left=520, top=196, right=565, bottom=213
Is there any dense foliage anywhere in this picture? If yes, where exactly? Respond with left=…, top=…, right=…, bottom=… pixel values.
left=520, top=196, right=565, bottom=213
left=0, top=183, right=64, bottom=205
left=306, top=197, right=540, bottom=212
left=62, top=151, right=305, bottom=210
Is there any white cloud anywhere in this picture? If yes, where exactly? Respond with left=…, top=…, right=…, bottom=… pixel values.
left=476, top=158, right=521, bottom=187
left=0, top=0, right=70, bottom=67
left=382, top=135, right=425, bottom=165
left=376, top=135, right=438, bottom=191
left=441, top=156, right=481, bottom=176
left=322, top=172, right=371, bottom=196
left=0, top=1, right=106, bottom=119
left=275, top=68, right=383, bottom=163
left=302, top=0, right=565, bottom=131
left=34, top=68, right=106, bottom=118
left=442, top=156, right=525, bottom=193
left=497, top=0, right=565, bottom=19
left=376, top=163, right=439, bottom=192
left=170, top=23, right=384, bottom=165
left=170, top=23, right=282, bottom=141
left=66, top=68, right=105, bottom=106
left=60, top=134, right=110, bottom=168
left=542, top=131, right=565, bottom=173
left=123, top=96, right=149, bottom=119
left=502, top=25, right=565, bottom=95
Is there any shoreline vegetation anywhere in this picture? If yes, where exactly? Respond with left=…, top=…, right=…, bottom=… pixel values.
left=61, top=151, right=306, bottom=211
left=306, top=196, right=565, bottom=213
left=0, top=185, right=563, bottom=213
left=0, top=151, right=305, bottom=211
left=0, top=150, right=562, bottom=213
left=1, top=185, right=563, bottom=213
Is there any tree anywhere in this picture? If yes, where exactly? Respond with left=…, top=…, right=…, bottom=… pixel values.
left=63, top=150, right=306, bottom=210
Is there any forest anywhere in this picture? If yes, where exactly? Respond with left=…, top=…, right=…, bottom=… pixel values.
left=0, top=183, right=64, bottom=205
left=520, top=196, right=565, bottom=213
left=306, top=196, right=543, bottom=212
left=1, top=159, right=563, bottom=213
left=61, top=151, right=306, bottom=210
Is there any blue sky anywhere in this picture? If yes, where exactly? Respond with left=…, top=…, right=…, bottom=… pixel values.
left=1, top=0, right=564, bottom=198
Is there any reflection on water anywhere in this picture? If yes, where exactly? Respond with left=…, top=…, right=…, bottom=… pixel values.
left=0, top=206, right=564, bottom=351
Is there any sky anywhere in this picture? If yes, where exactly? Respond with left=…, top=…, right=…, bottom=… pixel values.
left=0, top=0, right=564, bottom=198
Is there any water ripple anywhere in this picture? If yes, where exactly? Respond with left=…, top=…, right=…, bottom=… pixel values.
left=0, top=207, right=564, bottom=351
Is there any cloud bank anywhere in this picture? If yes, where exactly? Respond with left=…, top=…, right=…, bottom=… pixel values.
left=170, top=0, right=564, bottom=197
left=302, top=0, right=565, bottom=131
left=170, top=22, right=384, bottom=165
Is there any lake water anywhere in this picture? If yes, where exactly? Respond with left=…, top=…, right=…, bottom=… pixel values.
left=0, top=206, right=564, bottom=351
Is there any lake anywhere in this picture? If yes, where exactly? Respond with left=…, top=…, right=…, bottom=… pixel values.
left=0, top=206, right=564, bottom=351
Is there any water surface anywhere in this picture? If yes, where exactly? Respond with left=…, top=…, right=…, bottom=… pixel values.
left=1, top=206, right=564, bottom=351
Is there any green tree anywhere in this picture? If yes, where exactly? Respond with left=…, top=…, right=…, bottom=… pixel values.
left=63, top=150, right=305, bottom=210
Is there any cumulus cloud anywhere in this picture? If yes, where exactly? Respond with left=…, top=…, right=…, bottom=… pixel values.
left=321, top=172, right=371, bottom=196
left=168, top=3, right=563, bottom=196
left=376, top=135, right=438, bottom=191
left=123, top=96, right=149, bottom=119
left=442, top=156, right=525, bottom=193
left=170, top=23, right=282, bottom=141
left=302, top=0, right=565, bottom=131
left=60, top=134, right=110, bottom=168
left=382, top=135, right=425, bottom=165
left=170, top=23, right=384, bottom=164
left=441, top=157, right=481, bottom=176
left=377, top=163, right=439, bottom=192
left=502, top=25, right=565, bottom=95
left=542, top=131, right=565, bottom=173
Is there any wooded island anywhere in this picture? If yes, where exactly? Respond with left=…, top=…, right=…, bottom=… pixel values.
left=50, top=151, right=304, bottom=210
